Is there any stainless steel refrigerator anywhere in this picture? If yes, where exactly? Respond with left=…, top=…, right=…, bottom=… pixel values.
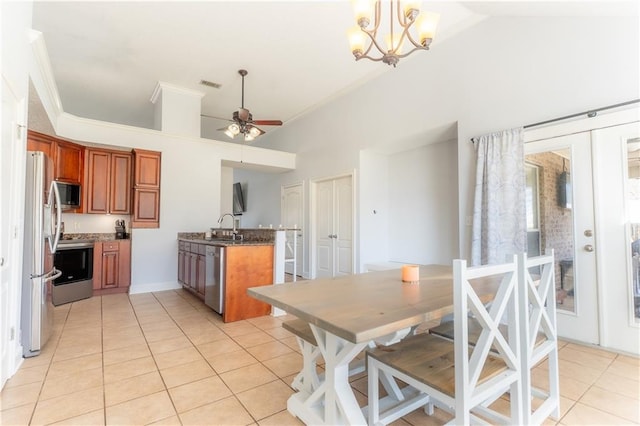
left=21, top=151, right=62, bottom=357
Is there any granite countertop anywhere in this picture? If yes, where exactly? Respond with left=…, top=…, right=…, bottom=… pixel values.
left=61, top=233, right=130, bottom=242
left=178, top=237, right=273, bottom=247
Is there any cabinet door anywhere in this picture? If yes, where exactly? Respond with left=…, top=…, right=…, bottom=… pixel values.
left=178, top=249, right=185, bottom=284
left=117, top=240, right=131, bottom=288
left=27, top=130, right=53, bottom=157
left=196, top=254, right=206, bottom=297
left=132, top=149, right=161, bottom=228
left=93, top=242, right=103, bottom=290
left=102, top=250, right=119, bottom=288
left=85, top=150, right=111, bottom=214
left=133, top=149, right=161, bottom=188
left=189, top=252, right=198, bottom=290
left=110, top=152, right=132, bottom=214
left=54, top=140, right=84, bottom=184
left=132, top=188, right=160, bottom=227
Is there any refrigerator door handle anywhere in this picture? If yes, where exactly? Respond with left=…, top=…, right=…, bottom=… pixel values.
left=46, top=181, right=62, bottom=254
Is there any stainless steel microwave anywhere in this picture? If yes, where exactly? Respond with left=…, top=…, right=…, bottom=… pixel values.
left=55, top=181, right=81, bottom=210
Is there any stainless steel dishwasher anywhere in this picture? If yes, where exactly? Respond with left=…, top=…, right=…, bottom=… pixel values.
left=204, top=245, right=225, bottom=314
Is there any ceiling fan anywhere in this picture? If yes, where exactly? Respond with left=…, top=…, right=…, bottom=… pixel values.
left=201, top=69, right=282, bottom=142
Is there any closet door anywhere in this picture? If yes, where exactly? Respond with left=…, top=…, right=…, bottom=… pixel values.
left=314, top=175, right=353, bottom=279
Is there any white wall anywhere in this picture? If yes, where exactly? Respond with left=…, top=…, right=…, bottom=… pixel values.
left=359, top=149, right=390, bottom=270
left=387, top=139, right=458, bottom=265
left=247, top=15, right=639, bottom=266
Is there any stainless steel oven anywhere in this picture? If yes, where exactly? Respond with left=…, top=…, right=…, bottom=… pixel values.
left=52, top=240, right=94, bottom=306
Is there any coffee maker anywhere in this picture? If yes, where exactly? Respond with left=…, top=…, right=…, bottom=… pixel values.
left=115, top=220, right=127, bottom=239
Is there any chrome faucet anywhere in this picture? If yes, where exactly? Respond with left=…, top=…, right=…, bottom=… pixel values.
left=218, top=213, right=237, bottom=235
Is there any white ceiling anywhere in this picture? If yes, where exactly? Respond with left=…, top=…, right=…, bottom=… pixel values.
left=29, top=1, right=639, bottom=142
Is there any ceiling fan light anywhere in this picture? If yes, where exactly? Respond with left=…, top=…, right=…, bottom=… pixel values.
left=228, top=123, right=240, bottom=135
left=244, top=133, right=255, bottom=142
left=248, top=126, right=261, bottom=138
left=224, top=129, right=236, bottom=138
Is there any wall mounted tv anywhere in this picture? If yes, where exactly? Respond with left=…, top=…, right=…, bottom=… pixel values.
left=233, top=182, right=246, bottom=215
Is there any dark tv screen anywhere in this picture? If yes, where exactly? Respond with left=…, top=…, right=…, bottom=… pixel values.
left=233, top=182, right=246, bottom=215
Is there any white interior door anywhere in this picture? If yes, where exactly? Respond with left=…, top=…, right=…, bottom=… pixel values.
left=314, top=175, right=353, bottom=279
left=1, top=79, right=22, bottom=388
left=525, top=132, right=599, bottom=345
left=281, top=183, right=304, bottom=277
left=592, top=122, right=640, bottom=354
left=315, top=180, right=334, bottom=279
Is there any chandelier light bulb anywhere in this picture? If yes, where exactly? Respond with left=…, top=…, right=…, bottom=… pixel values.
left=348, top=26, right=367, bottom=56
left=416, top=11, right=439, bottom=47
left=403, top=1, right=420, bottom=19
left=351, top=0, right=374, bottom=28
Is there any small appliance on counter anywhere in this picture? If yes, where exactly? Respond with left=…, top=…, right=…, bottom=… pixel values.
left=115, top=220, right=128, bottom=239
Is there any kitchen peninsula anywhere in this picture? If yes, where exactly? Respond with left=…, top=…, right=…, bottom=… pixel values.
left=177, top=228, right=283, bottom=323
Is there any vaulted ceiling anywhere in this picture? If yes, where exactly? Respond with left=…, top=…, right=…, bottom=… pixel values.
left=29, top=1, right=638, bottom=142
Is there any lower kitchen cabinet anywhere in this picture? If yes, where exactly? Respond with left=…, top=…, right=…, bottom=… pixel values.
left=223, top=245, right=273, bottom=323
left=93, top=240, right=131, bottom=295
left=178, top=241, right=205, bottom=299
left=177, top=240, right=274, bottom=321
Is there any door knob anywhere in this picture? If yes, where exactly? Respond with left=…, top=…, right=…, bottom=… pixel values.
left=584, top=244, right=594, bottom=252
left=584, top=229, right=593, bottom=237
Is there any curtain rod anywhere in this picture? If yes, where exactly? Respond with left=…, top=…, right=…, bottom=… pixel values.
left=470, top=99, right=640, bottom=143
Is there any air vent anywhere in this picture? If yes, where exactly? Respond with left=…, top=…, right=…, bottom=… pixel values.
left=200, top=79, right=221, bottom=89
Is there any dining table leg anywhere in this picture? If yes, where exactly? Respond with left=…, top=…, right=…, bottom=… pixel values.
left=287, top=324, right=370, bottom=425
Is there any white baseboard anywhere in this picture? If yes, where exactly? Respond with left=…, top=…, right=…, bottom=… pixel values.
left=129, top=281, right=182, bottom=295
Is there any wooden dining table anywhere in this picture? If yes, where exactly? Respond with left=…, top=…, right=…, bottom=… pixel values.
left=247, top=265, right=500, bottom=425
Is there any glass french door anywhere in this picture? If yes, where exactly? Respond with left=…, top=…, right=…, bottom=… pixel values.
left=592, top=122, right=640, bottom=354
left=525, top=132, right=599, bottom=345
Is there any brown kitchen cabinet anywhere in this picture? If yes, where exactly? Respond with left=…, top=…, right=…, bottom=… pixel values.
left=223, top=245, right=273, bottom=323
left=85, top=148, right=132, bottom=214
left=132, top=149, right=161, bottom=228
left=27, top=130, right=54, bottom=157
left=93, top=240, right=131, bottom=295
left=178, top=242, right=205, bottom=299
left=54, top=140, right=84, bottom=185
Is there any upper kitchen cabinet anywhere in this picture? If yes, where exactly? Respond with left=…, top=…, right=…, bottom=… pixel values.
left=131, top=149, right=161, bottom=228
left=85, top=148, right=132, bottom=215
left=26, top=130, right=53, bottom=157
left=54, top=140, right=84, bottom=185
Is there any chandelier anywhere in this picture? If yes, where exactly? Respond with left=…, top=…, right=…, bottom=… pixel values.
left=348, top=0, right=440, bottom=67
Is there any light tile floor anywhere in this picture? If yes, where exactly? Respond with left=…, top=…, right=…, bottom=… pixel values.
left=1, top=289, right=638, bottom=425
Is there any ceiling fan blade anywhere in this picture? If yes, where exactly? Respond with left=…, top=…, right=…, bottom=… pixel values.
left=201, top=113, right=232, bottom=122
left=253, top=120, right=283, bottom=126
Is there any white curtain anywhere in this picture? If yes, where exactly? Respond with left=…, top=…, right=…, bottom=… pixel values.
left=471, top=128, right=526, bottom=266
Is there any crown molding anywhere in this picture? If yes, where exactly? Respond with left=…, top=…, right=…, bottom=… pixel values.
left=28, top=30, right=63, bottom=130
left=150, top=81, right=205, bottom=104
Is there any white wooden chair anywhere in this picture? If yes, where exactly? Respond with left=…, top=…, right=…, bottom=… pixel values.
left=367, top=256, right=523, bottom=425
left=517, top=251, right=560, bottom=424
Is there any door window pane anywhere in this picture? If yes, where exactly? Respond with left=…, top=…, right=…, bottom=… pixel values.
left=525, top=150, right=575, bottom=313
left=626, top=138, right=640, bottom=321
